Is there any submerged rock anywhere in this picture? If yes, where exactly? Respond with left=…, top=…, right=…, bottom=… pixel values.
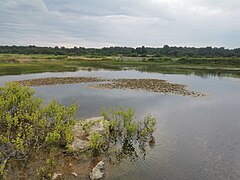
left=89, top=161, right=105, bottom=180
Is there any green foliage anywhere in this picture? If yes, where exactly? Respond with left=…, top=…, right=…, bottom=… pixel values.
left=1, top=45, right=240, bottom=58
left=106, top=107, right=156, bottom=141
left=88, top=132, right=104, bottom=150
left=178, top=57, right=240, bottom=65
left=36, top=148, right=57, bottom=179
left=36, top=158, right=56, bottom=179
left=98, top=107, right=156, bottom=153
left=87, top=107, right=157, bottom=164
left=0, top=160, right=7, bottom=178
left=0, top=82, right=77, bottom=176
left=80, top=120, right=96, bottom=136
left=142, top=114, right=156, bottom=136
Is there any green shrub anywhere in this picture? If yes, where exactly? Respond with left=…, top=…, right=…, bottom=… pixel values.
left=86, top=107, right=157, bottom=164
left=0, top=82, right=77, bottom=176
left=88, top=132, right=105, bottom=150
left=98, top=107, right=156, bottom=152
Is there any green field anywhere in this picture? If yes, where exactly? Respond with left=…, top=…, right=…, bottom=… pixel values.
left=1, top=54, right=240, bottom=77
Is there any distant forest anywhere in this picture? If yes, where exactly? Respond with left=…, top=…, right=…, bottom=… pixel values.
left=1, top=45, right=240, bottom=57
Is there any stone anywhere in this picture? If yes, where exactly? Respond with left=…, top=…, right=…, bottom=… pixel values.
left=52, top=173, right=62, bottom=180
left=89, top=161, right=105, bottom=180
left=85, top=117, right=106, bottom=140
left=70, top=138, right=88, bottom=151
left=72, top=172, right=78, bottom=177
left=71, top=117, right=108, bottom=152
left=72, top=123, right=85, bottom=139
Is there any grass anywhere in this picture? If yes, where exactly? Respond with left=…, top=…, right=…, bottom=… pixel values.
left=0, top=54, right=77, bottom=75
left=0, top=54, right=240, bottom=78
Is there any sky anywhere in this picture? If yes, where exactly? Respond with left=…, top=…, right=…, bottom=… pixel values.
left=0, top=0, right=240, bottom=48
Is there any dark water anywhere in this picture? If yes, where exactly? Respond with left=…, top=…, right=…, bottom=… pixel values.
left=1, top=70, right=240, bottom=180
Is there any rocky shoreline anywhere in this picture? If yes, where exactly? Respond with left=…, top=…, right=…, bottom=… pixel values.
left=15, top=77, right=107, bottom=86
left=15, top=77, right=205, bottom=97
left=51, top=117, right=107, bottom=180
left=88, top=78, right=205, bottom=97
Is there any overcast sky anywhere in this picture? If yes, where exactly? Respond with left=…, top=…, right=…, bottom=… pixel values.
left=0, top=0, right=240, bottom=48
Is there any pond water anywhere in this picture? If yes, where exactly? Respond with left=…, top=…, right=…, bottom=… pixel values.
left=1, top=70, right=240, bottom=180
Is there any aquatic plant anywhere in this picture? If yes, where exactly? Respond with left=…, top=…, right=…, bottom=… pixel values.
left=87, top=107, right=156, bottom=159
left=101, top=107, right=156, bottom=142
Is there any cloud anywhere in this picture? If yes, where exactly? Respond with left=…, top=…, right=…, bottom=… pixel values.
left=0, top=0, right=240, bottom=48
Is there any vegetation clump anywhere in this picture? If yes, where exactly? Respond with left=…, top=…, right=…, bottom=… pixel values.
left=1, top=45, right=240, bottom=58
left=101, top=107, right=156, bottom=144
left=0, top=82, right=77, bottom=178
left=82, top=107, right=157, bottom=163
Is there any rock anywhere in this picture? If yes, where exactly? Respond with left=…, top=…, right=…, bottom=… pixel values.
left=89, top=161, right=105, bottom=180
left=15, top=77, right=106, bottom=86
left=15, top=77, right=205, bottom=97
left=70, top=138, right=88, bottom=151
left=71, top=117, right=108, bottom=152
left=88, top=78, right=205, bottom=97
left=72, top=172, right=78, bottom=177
left=52, top=173, right=62, bottom=180
left=71, top=123, right=84, bottom=139
left=85, top=117, right=106, bottom=140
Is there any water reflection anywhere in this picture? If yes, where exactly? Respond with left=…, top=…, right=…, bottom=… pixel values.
left=0, top=65, right=240, bottom=79
left=105, top=136, right=155, bottom=166
left=139, top=66, right=240, bottom=79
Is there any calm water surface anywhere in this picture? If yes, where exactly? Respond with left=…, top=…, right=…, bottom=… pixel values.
left=1, top=70, right=240, bottom=180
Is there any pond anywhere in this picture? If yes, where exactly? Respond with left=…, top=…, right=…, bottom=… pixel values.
left=1, top=70, right=240, bottom=180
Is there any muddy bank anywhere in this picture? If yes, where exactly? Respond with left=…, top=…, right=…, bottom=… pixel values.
left=14, top=77, right=205, bottom=97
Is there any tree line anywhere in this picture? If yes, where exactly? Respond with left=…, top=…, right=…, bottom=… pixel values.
left=1, top=45, right=240, bottom=57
